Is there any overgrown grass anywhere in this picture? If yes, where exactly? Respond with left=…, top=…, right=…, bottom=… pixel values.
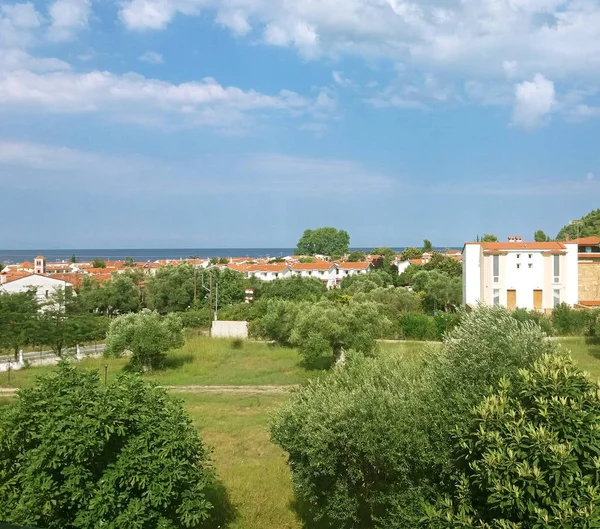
left=0, top=334, right=319, bottom=388
left=559, top=337, right=600, bottom=380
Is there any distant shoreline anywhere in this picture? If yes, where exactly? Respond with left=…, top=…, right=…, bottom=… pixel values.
left=0, top=247, right=461, bottom=264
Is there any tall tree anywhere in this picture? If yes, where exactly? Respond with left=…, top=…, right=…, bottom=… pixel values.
left=0, top=289, right=39, bottom=360
left=481, top=234, right=498, bottom=242
left=296, top=227, right=350, bottom=256
left=533, top=229, right=550, bottom=242
left=347, top=250, right=366, bottom=262
left=91, top=258, right=106, bottom=268
left=422, top=239, right=433, bottom=252
left=423, top=253, right=462, bottom=277
left=400, top=247, right=423, bottom=261
left=371, top=246, right=397, bottom=272
left=412, top=270, right=462, bottom=312
left=70, top=254, right=77, bottom=263
left=0, top=363, right=214, bottom=529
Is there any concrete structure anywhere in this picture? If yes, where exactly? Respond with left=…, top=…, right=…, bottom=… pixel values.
left=574, top=236, right=600, bottom=306
left=244, top=263, right=292, bottom=281
left=335, top=261, right=372, bottom=279
left=462, top=238, right=579, bottom=311
left=0, top=273, right=75, bottom=303
left=291, top=261, right=338, bottom=288
left=211, top=320, right=248, bottom=339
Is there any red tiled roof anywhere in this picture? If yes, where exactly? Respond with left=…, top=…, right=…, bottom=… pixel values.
left=337, top=262, right=371, bottom=270
left=473, top=242, right=567, bottom=251
left=574, top=236, right=600, bottom=245
left=579, top=300, right=600, bottom=307
left=18, top=261, right=34, bottom=269
left=409, top=259, right=426, bottom=266
left=292, top=261, right=336, bottom=271
left=246, top=264, right=289, bottom=273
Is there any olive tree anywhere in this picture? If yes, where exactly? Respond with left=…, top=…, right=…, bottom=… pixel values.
left=104, top=310, right=184, bottom=370
left=0, top=363, right=214, bottom=529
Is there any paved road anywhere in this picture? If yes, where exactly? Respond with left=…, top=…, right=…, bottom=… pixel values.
left=0, top=344, right=105, bottom=364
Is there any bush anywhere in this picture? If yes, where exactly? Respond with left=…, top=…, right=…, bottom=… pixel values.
left=399, top=312, right=437, bottom=340
left=425, top=353, right=600, bottom=528
left=231, top=338, right=244, bottom=349
left=272, top=307, right=556, bottom=529
left=179, top=309, right=210, bottom=329
left=510, top=307, right=554, bottom=335
left=217, top=302, right=251, bottom=321
left=0, top=363, right=214, bottom=529
left=433, top=311, right=462, bottom=339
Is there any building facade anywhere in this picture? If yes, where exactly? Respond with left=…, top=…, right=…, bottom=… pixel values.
left=463, top=239, right=579, bottom=310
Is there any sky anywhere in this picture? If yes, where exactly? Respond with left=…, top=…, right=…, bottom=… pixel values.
left=0, top=0, right=599, bottom=249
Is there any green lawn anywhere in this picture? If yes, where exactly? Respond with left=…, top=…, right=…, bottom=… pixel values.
left=0, top=334, right=319, bottom=389
left=558, top=337, right=600, bottom=380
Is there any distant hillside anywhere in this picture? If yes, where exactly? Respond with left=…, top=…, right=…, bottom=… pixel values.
left=556, top=208, right=600, bottom=240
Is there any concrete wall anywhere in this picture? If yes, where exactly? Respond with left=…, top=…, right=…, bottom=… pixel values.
left=211, top=320, right=249, bottom=339
left=579, top=262, right=600, bottom=301
left=463, top=244, right=482, bottom=306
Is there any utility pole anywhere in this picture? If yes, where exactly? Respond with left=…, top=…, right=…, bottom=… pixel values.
left=193, top=266, right=197, bottom=307
left=209, top=271, right=213, bottom=321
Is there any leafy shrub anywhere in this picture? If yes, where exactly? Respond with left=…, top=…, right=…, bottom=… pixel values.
left=425, top=353, right=600, bottom=528
left=258, top=276, right=327, bottom=302
left=178, top=309, right=210, bottom=329
left=399, top=312, right=438, bottom=340
left=433, top=311, right=462, bottom=339
left=0, top=363, right=214, bottom=529
left=231, top=338, right=244, bottom=349
left=272, top=307, right=556, bottom=529
left=217, top=302, right=251, bottom=321
left=510, top=307, right=554, bottom=335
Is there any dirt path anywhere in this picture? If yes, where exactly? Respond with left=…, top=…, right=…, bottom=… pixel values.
left=0, top=385, right=298, bottom=396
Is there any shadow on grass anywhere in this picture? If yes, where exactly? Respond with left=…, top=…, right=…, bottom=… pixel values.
left=202, top=478, right=238, bottom=529
left=288, top=498, right=334, bottom=529
left=162, top=353, right=195, bottom=370
left=585, top=337, right=600, bottom=359
left=299, top=356, right=334, bottom=372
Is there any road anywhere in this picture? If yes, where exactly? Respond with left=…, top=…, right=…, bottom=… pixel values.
left=0, top=344, right=105, bottom=364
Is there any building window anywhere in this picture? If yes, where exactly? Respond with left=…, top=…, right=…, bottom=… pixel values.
left=275, top=273, right=279, bottom=278
left=308, top=271, right=312, bottom=276
left=45, top=290, right=49, bottom=298
left=516, top=254, right=520, bottom=259
left=553, top=255, right=560, bottom=283
left=492, top=255, right=499, bottom=283
left=516, top=263, right=520, bottom=269
left=587, top=247, right=592, bottom=253
left=528, top=263, right=533, bottom=269
left=553, top=289, right=561, bottom=308
left=493, top=289, right=500, bottom=306
left=320, top=271, right=324, bottom=275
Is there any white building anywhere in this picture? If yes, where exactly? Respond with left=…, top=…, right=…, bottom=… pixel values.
left=244, top=263, right=293, bottom=281
left=462, top=238, right=578, bottom=311
left=0, top=274, right=75, bottom=304
left=335, top=262, right=372, bottom=280
left=291, top=261, right=339, bottom=288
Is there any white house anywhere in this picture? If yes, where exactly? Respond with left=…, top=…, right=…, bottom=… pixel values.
left=462, top=237, right=578, bottom=311
left=291, top=261, right=338, bottom=288
left=0, top=274, right=76, bottom=304
left=244, top=263, right=293, bottom=281
left=335, top=261, right=372, bottom=281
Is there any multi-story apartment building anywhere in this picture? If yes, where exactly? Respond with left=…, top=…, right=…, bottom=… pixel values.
left=463, top=236, right=579, bottom=311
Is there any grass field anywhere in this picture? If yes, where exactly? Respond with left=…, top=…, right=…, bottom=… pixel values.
left=2, top=336, right=600, bottom=528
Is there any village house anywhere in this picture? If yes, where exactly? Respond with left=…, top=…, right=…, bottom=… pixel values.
left=290, top=261, right=339, bottom=288
left=0, top=273, right=76, bottom=304
left=462, top=236, right=579, bottom=311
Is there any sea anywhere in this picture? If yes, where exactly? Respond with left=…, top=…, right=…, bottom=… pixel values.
left=0, top=247, right=459, bottom=265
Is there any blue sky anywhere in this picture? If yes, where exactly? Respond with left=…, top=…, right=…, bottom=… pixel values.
left=0, top=0, right=599, bottom=249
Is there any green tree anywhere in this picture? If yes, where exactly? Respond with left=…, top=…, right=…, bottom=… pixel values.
left=0, top=363, right=214, bottom=529
left=425, top=353, right=600, bottom=528
left=423, top=253, right=462, bottom=277
left=340, top=270, right=394, bottom=293
left=254, top=299, right=306, bottom=346
left=412, top=270, right=462, bottom=312
left=259, top=276, right=327, bottom=302
left=290, top=301, right=390, bottom=365
left=272, top=307, right=556, bottom=529
left=347, top=249, right=365, bottom=262
left=400, top=247, right=423, bottom=260
left=371, top=246, right=397, bottom=273
left=104, top=310, right=184, bottom=370
left=91, top=258, right=106, bottom=268
left=534, top=229, right=550, bottom=242
left=422, top=239, right=433, bottom=252
left=0, top=289, right=39, bottom=360
left=70, top=253, right=77, bottom=263
left=556, top=208, right=600, bottom=240
left=145, top=264, right=195, bottom=313
left=296, top=227, right=350, bottom=256
left=481, top=233, right=498, bottom=242
left=124, top=256, right=135, bottom=267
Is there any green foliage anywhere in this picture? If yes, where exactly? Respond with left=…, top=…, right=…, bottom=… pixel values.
left=401, top=247, right=424, bottom=260
left=254, top=299, right=305, bottom=346
left=215, top=302, right=251, bottom=321
left=422, top=239, right=433, bottom=252
left=412, top=270, right=462, bottom=312
left=79, top=273, right=142, bottom=316
left=214, top=269, right=245, bottom=307
left=290, top=301, right=391, bottom=364
left=347, top=249, right=366, bottom=262
left=556, top=208, right=600, bottom=240
left=124, top=256, right=135, bottom=266
left=340, top=270, right=394, bottom=293
left=0, top=363, right=214, bottom=529
left=371, top=246, right=397, bottom=271
left=91, top=257, right=106, bottom=268
left=354, top=287, right=422, bottom=323
left=178, top=309, right=210, bottom=329
left=397, top=263, right=423, bottom=286
left=481, top=234, right=498, bottom=242
left=258, top=275, right=327, bottom=302
left=510, top=307, right=554, bottom=335
left=145, top=264, right=195, bottom=313
left=534, top=229, right=550, bottom=242
left=399, top=312, right=438, bottom=340
left=272, top=307, right=557, bottom=529
left=70, top=253, right=77, bottom=263
left=552, top=304, right=597, bottom=335
left=104, top=310, right=185, bottom=370
left=297, top=256, right=316, bottom=263
left=423, top=253, right=462, bottom=277
left=425, top=353, right=600, bottom=528
left=587, top=311, right=600, bottom=339
left=0, top=289, right=38, bottom=358
left=296, top=227, right=350, bottom=256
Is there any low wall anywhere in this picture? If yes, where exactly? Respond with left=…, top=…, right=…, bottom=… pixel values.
left=211, top=321, right=248, bottom=339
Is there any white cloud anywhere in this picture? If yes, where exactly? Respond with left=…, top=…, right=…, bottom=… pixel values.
left=215, top=10, right=251, bottom=36
left=512, top=73, right=555, bottom=130
left=119, top=0, right=185, bottom=30
left=0, top=49, right=70, bottom=73
left=0, top=2, right=43, bottom=48
left=332, top=70, right=352, bottom=87
left=47, top=0, right=91, bottom=41
left=0, top=68, right=334, bottom=130
left=139, top=50, right=164, bottom=64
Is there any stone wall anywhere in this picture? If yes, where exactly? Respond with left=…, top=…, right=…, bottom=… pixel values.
left=211, top=321, right=249, bottom=339
left=579, top=262, right=600, bottom=301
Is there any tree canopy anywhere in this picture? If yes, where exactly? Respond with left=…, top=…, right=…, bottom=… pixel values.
left=0, top=289, right=38, bottom=359
left=534, top=229, right=550, bottom=242
left=481, top=234, right=498, bottom=242
left=556, top=208, right=600, bottom=240
left=91, top=258, right=106, bottom=268
left=400, top=247, right=423, bottom=260
left=347, top=249, right=365, bottom=262
left=422, top=239, right=433, bottom=252
left=295, top=227, right=350, bottom=256
left=0, top=363, right=214, bottom=529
